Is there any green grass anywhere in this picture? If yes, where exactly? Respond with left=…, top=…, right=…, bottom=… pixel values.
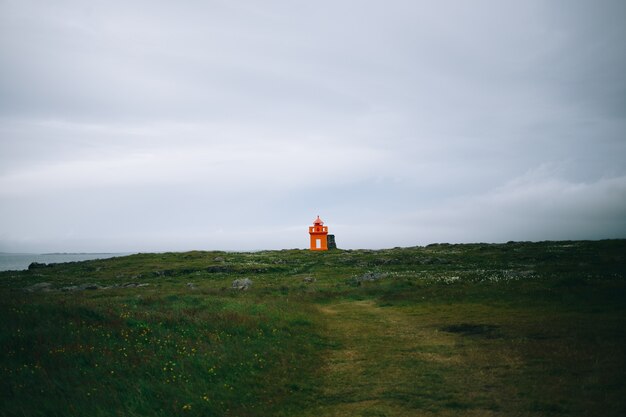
left=1, top=240, right=625, bottom=416
left=1, top=290, right=323, bottom=416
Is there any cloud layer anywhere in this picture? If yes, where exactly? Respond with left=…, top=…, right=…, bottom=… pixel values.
left=1, top=0, right=625, bottom=252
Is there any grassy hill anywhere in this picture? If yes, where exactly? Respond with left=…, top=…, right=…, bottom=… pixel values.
left=1, top=240, right=625, bottom=416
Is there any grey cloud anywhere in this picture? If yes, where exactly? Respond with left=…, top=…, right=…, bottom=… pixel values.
left=1, top=0, right=625, bottom=251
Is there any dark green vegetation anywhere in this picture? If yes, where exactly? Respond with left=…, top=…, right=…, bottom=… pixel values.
left=1, top=240, right=625, bottom=416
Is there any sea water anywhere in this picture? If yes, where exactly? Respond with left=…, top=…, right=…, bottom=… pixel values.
left=0, top=253, right=130, bottom=272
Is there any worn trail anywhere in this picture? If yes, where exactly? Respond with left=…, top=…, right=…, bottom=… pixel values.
left=302, top=299, right=532, bottom=417
left=303, top=300, right=459, bottom=417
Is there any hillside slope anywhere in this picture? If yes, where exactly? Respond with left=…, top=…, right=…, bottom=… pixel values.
left=1, top=240, right=625, bottom=416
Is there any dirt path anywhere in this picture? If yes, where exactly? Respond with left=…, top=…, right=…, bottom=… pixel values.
left=303, top=300, right=460, bottom=417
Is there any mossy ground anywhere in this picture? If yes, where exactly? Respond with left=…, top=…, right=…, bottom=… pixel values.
left=1, top=240, right=625, bottom=416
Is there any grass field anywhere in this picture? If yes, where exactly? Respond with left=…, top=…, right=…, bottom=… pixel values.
left=1, top=240, right=625, bottom=416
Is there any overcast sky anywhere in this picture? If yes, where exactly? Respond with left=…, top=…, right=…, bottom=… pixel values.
left=1, top=0, right=625, bottom=252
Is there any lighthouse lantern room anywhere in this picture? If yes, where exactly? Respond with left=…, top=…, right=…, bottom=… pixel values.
left=309, top=216, right=328, bottom=251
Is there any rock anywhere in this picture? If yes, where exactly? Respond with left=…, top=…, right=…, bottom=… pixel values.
left=231, top=278, right=252, bottom=290
left=25, top=281, right=150, bottom=293
left=303, top=277, right=316, bottom=283
left=119, top=282, right=149, bottom=288
left=82, top=283, right=101, bottom=290
left=354, top=272, right=385, bottom=284
left=23, top=282, right=53, bottom=292
left=60, top=283, right=102, bottom=291
left=186, top=282, right=196, bottom=290
left=28, top=262, right=48, bottom=270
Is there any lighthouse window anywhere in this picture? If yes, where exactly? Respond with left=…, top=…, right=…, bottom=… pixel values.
left=316, top=239, right=322, bottom=249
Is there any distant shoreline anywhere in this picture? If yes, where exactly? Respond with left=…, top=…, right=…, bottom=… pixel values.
left=40, top=252, right=120, bottom=256
left=0, top=253, right=133, bottom=272
left=0, top=252, right=122, bottom=255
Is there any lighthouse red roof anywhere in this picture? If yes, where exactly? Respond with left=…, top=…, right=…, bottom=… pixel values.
left=313, top=216, right=324, bottom=225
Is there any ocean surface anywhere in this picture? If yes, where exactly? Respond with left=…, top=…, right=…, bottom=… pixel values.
left=0, top=253, right=130, bottom=272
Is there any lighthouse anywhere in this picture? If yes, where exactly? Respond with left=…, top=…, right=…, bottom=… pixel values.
left=309, top=216, right=328, bottom=251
